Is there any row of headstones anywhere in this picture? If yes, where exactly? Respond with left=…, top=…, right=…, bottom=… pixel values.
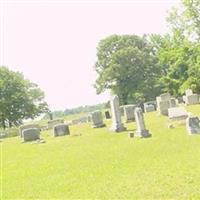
left=19, top=123, right=70, bottom=142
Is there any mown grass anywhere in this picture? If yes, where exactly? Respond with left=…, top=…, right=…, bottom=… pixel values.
left=1, top=105, right=200, bottom=199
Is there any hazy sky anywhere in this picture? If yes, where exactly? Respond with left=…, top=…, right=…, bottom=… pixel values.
left=0, top=0, right=179, bottom=111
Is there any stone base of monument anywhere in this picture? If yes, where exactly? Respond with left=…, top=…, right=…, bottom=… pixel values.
left=135, top=129, right=151, bottom=138
left=110, top=124, right=126, bottom=132
left=92, top=123, right=106, bottom=128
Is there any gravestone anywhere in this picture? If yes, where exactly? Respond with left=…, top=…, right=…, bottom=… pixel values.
left=19, top=124, right=40, bottom=138
left=91, top=111, right=105, bottom=128
left=53, top=124, right=70, bottom=137
left=144, top=104, right=155, bottom=112
left=156, top=93, right=171, bottom=115
left=169, top=98, right=178, bottom=108
left=183, top=89, right=199, bottom=105
left=110, top=95, right=126, bottom=132
left=87, top=115, right=92, bottom=122
left=105, top=111, right=111, bottom=119
left=48, top=119, right=64, bottom=129
left=124, top=104, right=136, bottom=122
left=134, top=107, right=151, bottom=137
left=186, top=116, right=200, bottom=135
left=22, top=128, right=40, bottom=142
left=168, top=107, right=188, bottom=120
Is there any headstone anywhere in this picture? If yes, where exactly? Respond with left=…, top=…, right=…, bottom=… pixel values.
left=22, top=128, right=40, bottom=142
left=87, top=115, right=92, bottom=122
left=47, top=119, right=64, bottom=129
left=168, top=107, right=188, bottom=120
left=157, top=100, right=170, bottom=115
left=144, top=104, right=155, bottom=112
left=110, top=95, right=126, bottom=132
left=186, top=116, right=200, bottom=135
left=160, top=93, right=171, bottom=101
left=91, top=111, right=105, bottom=128
left=124, top=104, right=136, bottom=122
left=185, top=89, right=193, bottom=96
left=53, top=124, right=70, bottom=137
left=105, top=111, right=111, bottom=119
left=185, top=94, right=199, bottom=105
left=19, top=124, right=40, bottom=138
left=169, top=98, right=178, bottom=107
left=134, top=107, right=151, bottom=137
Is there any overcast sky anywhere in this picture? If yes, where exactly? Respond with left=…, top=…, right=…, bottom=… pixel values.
left=0, top=0, right=179, bottom=111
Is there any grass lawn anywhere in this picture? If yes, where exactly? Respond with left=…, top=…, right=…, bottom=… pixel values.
left=1, top=105, right=200, bottom=199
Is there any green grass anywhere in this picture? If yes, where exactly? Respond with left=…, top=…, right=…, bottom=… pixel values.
left=1, top=105, right=200, bottom=199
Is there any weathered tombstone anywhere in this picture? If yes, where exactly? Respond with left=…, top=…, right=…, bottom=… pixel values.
left=169, top=98, right=178, bottom=108
left=53, top=124, right=70, bottom=137
left=19, top=124, right=40, bottom=138
left=105, top=111, right=111, bottom=119
left=185, top=89, right=193, bottom=96
left=87, top=115, right=92, bottom=122
left=144, top=104, right=155, bottom=112
left=124, top=104, right=136, bottom=122
left=22, top=128, right=40, bottom=142
left=168, top=107, right=188, bottom=120
left=91, top=111, right=105, bottom=128
left=186, top=116, right=200, bottom=135
left=184, top=89, right=199, bottom=105
left=110, top=95, right=126, bottom=132
left=48, top=119, right=64, bottom=129
left=156, top=93, right=172, bottom=115
left=134, top=107, right=151, bottom=137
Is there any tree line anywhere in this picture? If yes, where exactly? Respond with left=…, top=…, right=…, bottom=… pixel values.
left=94, top=0, right=200, bottom=105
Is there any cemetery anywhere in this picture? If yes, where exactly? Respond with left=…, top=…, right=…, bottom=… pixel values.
left=1, top=0, right=200, bottom=198
left=1, top=92, right=200, bottom=199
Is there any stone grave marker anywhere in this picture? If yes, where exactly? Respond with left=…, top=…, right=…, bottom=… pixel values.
left=186, top=116, right=200, bottom=135
left=53, top=124, right=70, bottom=137
left=22, top=128, right=40, bottom=142
left=110, top=95, right=126, bottom=132
left=91, top=111, right=105, bottom=128
left=134, top=107, right=151, bottom=137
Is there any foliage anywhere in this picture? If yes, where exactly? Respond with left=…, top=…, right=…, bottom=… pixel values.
left=167, top=0, right=200, bottom=42
left=0, top=66, right=48, bottom=129
left=95, top=35, right=162, bottom=104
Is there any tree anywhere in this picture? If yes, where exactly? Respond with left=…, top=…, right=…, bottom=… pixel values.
left=94, top=35, right=161, bottom=104
left=0, top=66, right=49, bottom=129
left=167, top=0, right=200, bottom=42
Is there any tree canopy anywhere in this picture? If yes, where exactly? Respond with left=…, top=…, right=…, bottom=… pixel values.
left=0, top=66, right=49, bottom=129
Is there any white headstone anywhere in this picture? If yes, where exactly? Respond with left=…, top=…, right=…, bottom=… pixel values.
left=19, top=124, right=40, bottom=138
left=168, top=107, right=188, bottom=120
left=185, top=89, right=193, bottom=96
left=134, top=107, right=151, bottom=137
left=110, top=95, right=126, bottom=132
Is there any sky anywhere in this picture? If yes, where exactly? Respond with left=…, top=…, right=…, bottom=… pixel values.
left=0, top=0, right=180, bottom=111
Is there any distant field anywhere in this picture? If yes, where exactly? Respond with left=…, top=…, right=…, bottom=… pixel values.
left=1, top=105, right=200, bottom=199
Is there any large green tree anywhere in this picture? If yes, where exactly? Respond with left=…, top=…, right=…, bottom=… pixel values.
left=94, top=35, right=161, bottom=104
left=0, top=66, right=49, bottom=129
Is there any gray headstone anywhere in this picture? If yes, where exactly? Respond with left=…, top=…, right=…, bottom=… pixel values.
left=110, top=95, right=126, bottom=132
left=144, top=104, right=155, bottom=112
left=19, top=124, right=40, bottom=138
left=53, top=124, right=70, bottom=137
left=48, top=119, right=64, bottom=129
left=91, top=111, right=105, bottom=128
left=134, top=107, right=151, bottom=137
left=168, top=107, right=188, bottom=120
left=186, top=116, right=200, bottom=135
left=105, top=111, right=111, bottom=119
left=22, top=128, right=40, bottom=142
left=124, top=104, right=136, bottom=122
left=184, top=94, right=199, bottom=105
